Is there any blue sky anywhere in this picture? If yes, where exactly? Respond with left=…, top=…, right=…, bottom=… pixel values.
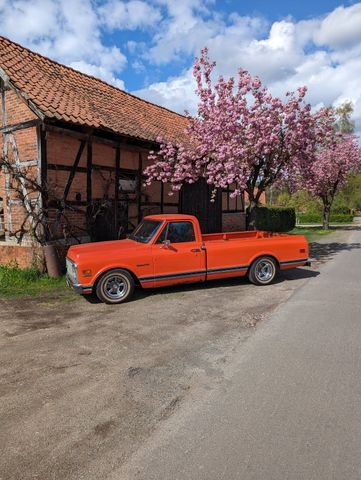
left=220, top=0, right=356, bottom=21
left=0, top=1, right=361, bottom=132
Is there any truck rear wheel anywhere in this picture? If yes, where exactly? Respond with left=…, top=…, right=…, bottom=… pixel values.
left=96, top=269, right=135, bottom=304
left=248, top=256, right=277, bottom=286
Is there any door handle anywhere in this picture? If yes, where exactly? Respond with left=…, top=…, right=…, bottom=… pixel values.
left=191, top=248, right=201, bottom=252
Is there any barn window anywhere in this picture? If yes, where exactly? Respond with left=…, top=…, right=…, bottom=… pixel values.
left=222, top=187, right=245, bottom=213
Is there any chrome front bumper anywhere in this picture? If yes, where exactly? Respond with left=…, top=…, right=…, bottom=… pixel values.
left=66, top=275, right=93, bottom=294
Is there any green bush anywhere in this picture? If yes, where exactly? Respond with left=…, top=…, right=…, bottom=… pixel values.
left=249, top=206, right=296, bottom=232
left=331, top=206, right=351, bottom=214
left=297, top=213, right=354, bottom=224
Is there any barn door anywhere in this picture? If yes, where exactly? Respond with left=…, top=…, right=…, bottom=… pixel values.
left=180, top=179, right=222, bottom=233
left=89, top=200, right=128, bottom=241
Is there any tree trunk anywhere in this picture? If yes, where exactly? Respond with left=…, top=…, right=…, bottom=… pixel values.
left=322, top=204, right=331, bottom=230
left=246, top=199, right=259, bottom=230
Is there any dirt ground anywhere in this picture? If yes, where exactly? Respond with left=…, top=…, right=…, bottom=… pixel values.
left=0, top=229, right=352, bottom=480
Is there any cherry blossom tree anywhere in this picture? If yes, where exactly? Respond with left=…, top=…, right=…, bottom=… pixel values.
left=145, top=48, right=332, bottom=227
left=296, top=134, right=361, bottom=229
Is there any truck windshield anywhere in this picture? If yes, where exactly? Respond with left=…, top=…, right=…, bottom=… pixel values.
left=129, top=220, right=162, bottom=243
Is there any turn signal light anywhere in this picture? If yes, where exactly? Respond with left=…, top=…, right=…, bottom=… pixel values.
left=300, top=248, right=306, bottom=253
left=82, top=269, right=92, bottom=277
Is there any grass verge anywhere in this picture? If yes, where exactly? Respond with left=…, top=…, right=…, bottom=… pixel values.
left=290, top=227, right=335, bottom=243
left=0, top=264, right=67, bottom=297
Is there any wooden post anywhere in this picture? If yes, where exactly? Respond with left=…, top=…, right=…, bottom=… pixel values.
left=137, top=152, right=143, bottom=223
left=87, top=138, right=92, bottom=204
left=0, top=81, right=12, bottom=239
left=160, top=182, right=164, bottom=214
left=40, top=125, right=48, bottom=208
left=63, top=140, right=86, bottom=201
left=114, top=146, right=120, bottom=235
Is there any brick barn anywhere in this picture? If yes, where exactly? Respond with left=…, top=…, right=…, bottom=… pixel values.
left=0, top=36, right=246, bottom=268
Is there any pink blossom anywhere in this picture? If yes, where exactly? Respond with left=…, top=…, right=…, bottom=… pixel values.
left=144, top=48, right=336, bottom=209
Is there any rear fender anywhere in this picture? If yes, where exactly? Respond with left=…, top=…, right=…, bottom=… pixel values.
left=247, top=252, right=281, bottom=269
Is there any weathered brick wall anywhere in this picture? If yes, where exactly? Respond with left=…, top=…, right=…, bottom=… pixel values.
left=0, top=241, right=44, bottom=269
left=0, top=87, right=40, bottom=250
left=1, top=89, right=37, bottom=125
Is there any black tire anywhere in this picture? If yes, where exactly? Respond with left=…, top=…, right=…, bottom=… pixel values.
left=96, top=269, right=135, bottom=304
left=248, top=256, right=277, bottom=286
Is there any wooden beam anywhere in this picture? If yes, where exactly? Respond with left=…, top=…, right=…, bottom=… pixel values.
left=137, top=152, right=143, bottom=223
left=140, top=202, right=178, bottom=207
left=160, top=182, right=164, bottom=214
left=44, top=123, right=154, bottom=152
left=87, top=139, right=92, bottom=204
left=0, top=119, right=41, bottom=133
left=18, top=159, right=39, bottom=167
left=240, top=192, right=245, bottom=212
left=40, top=126, right=48, bottom=211
left=48, top=164, right=86, bottom=173
left=114, top=146, right=120, bottom=235
left=1, top=85, right=6, bottom=128
left=0, top=83, right=11, bottom=239
left=63, top=140, right=86, bottom=201
left=47, top=163, right=137, bottom=176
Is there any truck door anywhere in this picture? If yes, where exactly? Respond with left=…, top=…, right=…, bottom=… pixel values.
left=151, top=221, right=206, bottom=287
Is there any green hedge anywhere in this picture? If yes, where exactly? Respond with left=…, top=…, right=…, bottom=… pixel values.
left=297, top=213, right=354, bottom=224
left=249, top=206, right=296, bottom=232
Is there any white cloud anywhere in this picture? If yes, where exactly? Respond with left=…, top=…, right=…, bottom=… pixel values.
left=145, top=0, right=231, bottom=64
left=135, top=67, right=197, bottom=113
left=314, top=3, right=361, bottom=49
left=99, top=0, right=162, bottom=30
left=0, top=0, right=127, bottom=86
left=0, top=0, right=360, bottom=136
left=135, top=2, right=361, bottom=136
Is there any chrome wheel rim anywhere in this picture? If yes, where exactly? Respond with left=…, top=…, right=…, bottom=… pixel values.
left=255, top=260, right=274, bottom=282
left=104, top=275, right=128, bottom=299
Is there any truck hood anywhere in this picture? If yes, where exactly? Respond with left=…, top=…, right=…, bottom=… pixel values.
left=67, top=238, right=144, bottom=263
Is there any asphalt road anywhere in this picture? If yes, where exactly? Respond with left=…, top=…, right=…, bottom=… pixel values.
left=116, top=225, right=361, bottom=480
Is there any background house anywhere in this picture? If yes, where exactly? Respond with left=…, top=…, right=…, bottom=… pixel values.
left=0, top=36, right=246, bottom=267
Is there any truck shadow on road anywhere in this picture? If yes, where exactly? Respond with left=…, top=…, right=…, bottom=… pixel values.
left=133, top=268, right=320, bottom=302
left=84, top=269, right=320, bottom=304
left=310, top=241, right=361, bottom=263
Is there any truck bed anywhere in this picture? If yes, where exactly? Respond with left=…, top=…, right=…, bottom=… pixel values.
left=202, top=230, right=289, bottom=243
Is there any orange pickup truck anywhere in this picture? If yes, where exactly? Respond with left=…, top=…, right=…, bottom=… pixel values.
left=66, top=214, right=310, bottom=304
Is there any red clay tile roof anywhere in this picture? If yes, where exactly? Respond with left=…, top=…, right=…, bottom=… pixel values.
left=0, top=36, right=188, bottom=143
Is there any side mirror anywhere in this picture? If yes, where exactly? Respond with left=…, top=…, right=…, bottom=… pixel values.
left=161, top=239, right=171, bottom=249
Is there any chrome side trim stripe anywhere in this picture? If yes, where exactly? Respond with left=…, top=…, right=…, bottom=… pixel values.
left=139, top=265, right=249, bottom=283
left=280, top=258, right=308, bottom=265
left=207, top=265, right=249, bottom=274
left=139, top=258, right=309, bottom=283
left=139, top=270, right=206, bottom=283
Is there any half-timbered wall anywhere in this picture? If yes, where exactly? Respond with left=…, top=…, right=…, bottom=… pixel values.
left=0, top=84, right=40, bottom=244
left=0, top=86, right=249, bottom=267
left=45, top=127, right=180, bottom=242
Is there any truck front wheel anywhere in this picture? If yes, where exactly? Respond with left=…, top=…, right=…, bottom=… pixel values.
left=96, top=269, right=135, bottom=304
left=248, top=256, right=277, bottom=286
